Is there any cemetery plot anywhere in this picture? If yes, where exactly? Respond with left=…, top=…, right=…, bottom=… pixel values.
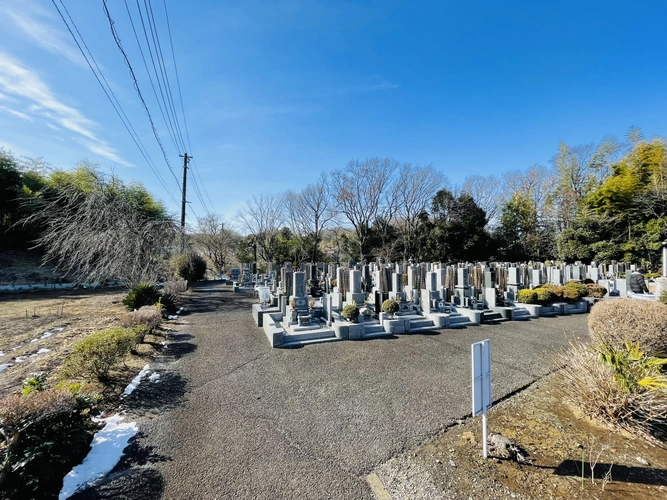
left=245, top=259, right=621, bottom=347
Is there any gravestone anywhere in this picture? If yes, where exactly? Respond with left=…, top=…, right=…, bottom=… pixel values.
left=292, top=272, right=308, bottom=310
left=347, top=269, right=366, bottom=304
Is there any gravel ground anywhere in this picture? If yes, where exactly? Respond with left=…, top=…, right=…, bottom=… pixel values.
left=72, top=282, right=590, bottom=500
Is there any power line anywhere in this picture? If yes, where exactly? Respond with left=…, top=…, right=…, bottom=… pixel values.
left=101, top=0, right=182, bottom=191
left=144, top=0, right=186, bottom=151
left=123, top=0, right=181, bottom=155
left=50, top=0, right=180, bottom=209
left=162, top=0, right=192, bottom=150
left=162, top=0, right=216, bottom=213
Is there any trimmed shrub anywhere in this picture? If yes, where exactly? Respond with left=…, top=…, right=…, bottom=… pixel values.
left=534, top=288, right=553, bottom=305
left=541, top=283, right=564, bottom=301
left=565, top=281, right=589, bottom=298
left=342, top=301, right=359, bottom=322
left=562, top=286, right=583, bottom=303
left=402, top=274, right=408, bottom=286
left=516, top=289, right=537, bottom=304
left=586, top=284, right=607, bottom=298
left=60, top=327, right=139, bottom=382
left=0, top=387, right=99, bottom=499
left=659, top=291, right=667, bottom=305
left=557, top=341, right=667, bottom=444
left=121, top=305, right=162, bottom=332
left=172, top=253, right=206, bottom=282
left=123, top=283, right=161, bottom=311
left=163, top=280, right=188, bottom=295
left=588, top=299, right=667, bottom=355
left=382, top=299, right=399, bottom=315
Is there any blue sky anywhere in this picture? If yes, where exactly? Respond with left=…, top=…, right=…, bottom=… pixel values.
left=1, top=0, right=666, bottom=224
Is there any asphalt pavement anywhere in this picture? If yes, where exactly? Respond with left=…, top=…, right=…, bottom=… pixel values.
left=72, top=281, right=589, bottom=500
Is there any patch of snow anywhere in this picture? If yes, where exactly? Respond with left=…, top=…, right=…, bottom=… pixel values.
left=0, top=351, right=4, bottom=357
left=160, top=341, right=168, bottom=346
left=53, top=327, right=65, bottom=331
left=148, top=373, right=160, bottom=383
left=122, top=364, right=150, bottom=396
left=59, top=414, right=138, bottom=500
left=31, top=339, right=39, bottom=343
left=37, top=348, right=51, bottom=354
left=0, top=364, right=11, bottom=372
left=176, top=307, right=184, bottom=314
left=40, top=331, right=53, bottom=339
left=167, top=315, right=177, bottom=320
left=14, top=357, right=26, bottom=363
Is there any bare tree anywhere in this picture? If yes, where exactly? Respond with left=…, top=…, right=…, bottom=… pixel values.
left=284, top=173, right=337, bottom=262
left=331, top=157, right=399, bottom=261
left=23, top=171, right=177, bottom=287
left=193, top=213, right=239, bottom=275
left=394, top=164, right=446, bottom=257
left=459, top=174, right=504, bottom=227
left=551, top=137, right=623, bottom=229
left=502, top=165, right=556, bottom=218
left=235, top=192, right=284, bottom=264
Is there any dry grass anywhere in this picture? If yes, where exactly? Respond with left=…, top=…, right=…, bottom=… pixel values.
left=120, top=305, right=162, bottom=331
left=557, top=341, right=667, bottom=445
left=163, top=280, right=188, bottom=295
left=0, top=288, right=129, bottom=398
left=588, top=299, right=667, bottom=355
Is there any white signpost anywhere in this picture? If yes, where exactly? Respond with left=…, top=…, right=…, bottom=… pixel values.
left=471, top=339, right=492, bottom=458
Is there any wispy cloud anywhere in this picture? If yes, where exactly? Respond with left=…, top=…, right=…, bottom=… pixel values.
left=0, top=105, right=33, bottom=121
left=5, top=1, right=87, bottom=68
left=0, top=50, right=130, bottom=166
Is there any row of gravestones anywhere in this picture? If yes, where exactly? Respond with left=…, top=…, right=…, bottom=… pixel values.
left=268, top=260, right=644, bottom=316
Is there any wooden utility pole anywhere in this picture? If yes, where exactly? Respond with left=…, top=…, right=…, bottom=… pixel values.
left=180, top=153, right=191, bottom=252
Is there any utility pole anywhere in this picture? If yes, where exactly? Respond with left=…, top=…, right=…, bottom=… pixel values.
left=180, top=153, right=191, bottom=252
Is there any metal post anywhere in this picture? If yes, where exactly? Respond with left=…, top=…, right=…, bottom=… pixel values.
left=662, top=241, right=667, bottom=278
left=482, top=410, right=488, bottom=459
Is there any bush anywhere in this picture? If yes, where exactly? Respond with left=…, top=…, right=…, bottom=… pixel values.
left=163, top=280, right=188, bottom=295
left=157, top=293, right=178, bottom=315
left=60, top=327, right=139, bottom=382
left=121, top=305, right=162, bottom=332
left=402, top=274, right=408, bottom=286
left=382, top=299, right=399, bottom=314
left=0, top=387, right=99, bottom=499
left=516, top=289, right=537, bottom=304
left=123, top=283, right=161, bottom=311
left=659, top=291, right=667, bottom=305
left=586, top=284, right=607, bottom=298
left=172, top=253, right=206, bottom=282
left=557, top=341, right=667, bottom=444
left=564, top=281, right=589, bottom=299
left=562, top=286, right=583, bottom=303
left=541, top=283, right=564, bottom=301
left=588, top=299, right=667, bottom=356
left=342, top=301, right=359, bottom=322
left=534, top=288, right=553, bottom=305
left=645, top=272, right=661, bottom=280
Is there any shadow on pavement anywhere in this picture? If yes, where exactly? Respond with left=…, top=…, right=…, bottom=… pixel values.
left=123, top=371, right=189, bottom=417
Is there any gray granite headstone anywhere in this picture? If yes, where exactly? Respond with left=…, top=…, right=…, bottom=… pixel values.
left=293, top=271, right=306, bottom=297
left=350, top=269, right=362, bottom=293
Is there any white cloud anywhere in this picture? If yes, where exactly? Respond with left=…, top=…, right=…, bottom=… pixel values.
left=0, top=105, right=33, bottom=121
left=0, top=50, right=130, bottom=166
left=4, top=1, right=88, bottom=68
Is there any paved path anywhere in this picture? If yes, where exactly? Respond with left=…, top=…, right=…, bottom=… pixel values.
left=74, top=282, right=589, bottom=500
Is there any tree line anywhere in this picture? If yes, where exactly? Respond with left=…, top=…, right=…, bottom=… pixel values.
left=2, top=125, right=666, bottom=283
